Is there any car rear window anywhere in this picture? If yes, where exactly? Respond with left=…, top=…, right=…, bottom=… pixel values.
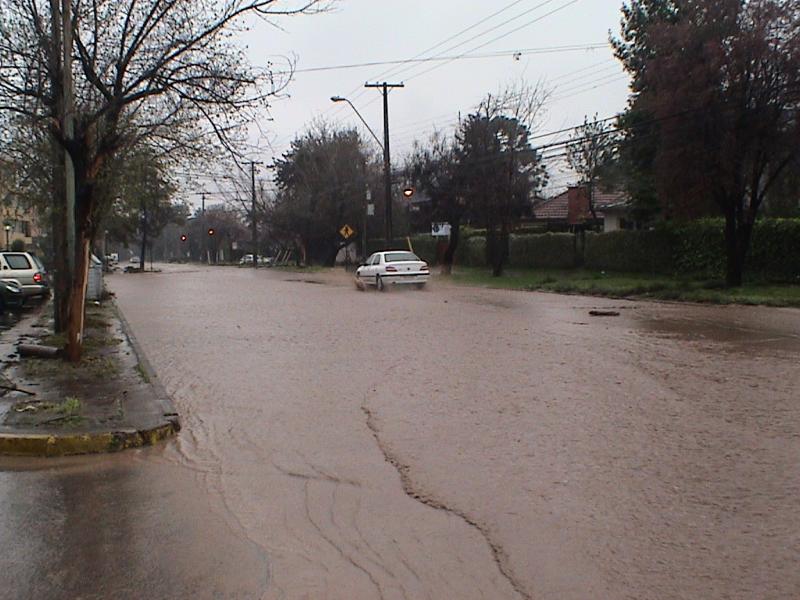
left=384, top=252, right=419, bottom=263
left=4, top=254, right=31, bottom=270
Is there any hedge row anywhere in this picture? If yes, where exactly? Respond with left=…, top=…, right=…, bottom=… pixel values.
left=370, top=218, right=800, bottom=280
left=584, top=229, right=676, bottom=274
left=509, top=233, right=577, bottom=269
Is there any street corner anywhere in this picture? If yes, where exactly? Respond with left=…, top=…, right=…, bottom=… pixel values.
left=0, top=299, right=181, bottom=458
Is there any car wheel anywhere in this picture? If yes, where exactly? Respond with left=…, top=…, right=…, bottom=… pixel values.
left=376, top=275, right=386, bottom=292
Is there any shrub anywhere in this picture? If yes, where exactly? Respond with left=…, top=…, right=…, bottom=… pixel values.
left=671, top=219, right=725, bottom=277
left=585, top=228, right=676, bottom=273
left=509, top=233, right=577, bottom=268
left=456, top=235, right=486, bottom=267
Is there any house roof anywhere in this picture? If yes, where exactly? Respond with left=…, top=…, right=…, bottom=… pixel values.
left=532, top=191, right=570, bottom=220
left=533, top=186, right=630, bottom=222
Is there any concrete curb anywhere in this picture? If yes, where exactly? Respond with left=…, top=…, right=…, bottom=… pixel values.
left=0, top=422, right=177, bottom=458
left=112, top=298, right=181, bottom=424
left=0, top=300, right=180, bottom=458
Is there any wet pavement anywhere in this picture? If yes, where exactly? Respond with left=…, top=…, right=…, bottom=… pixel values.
left=1, top=263, right=798, bottom=599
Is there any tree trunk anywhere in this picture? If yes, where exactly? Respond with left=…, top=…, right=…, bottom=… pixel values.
left=724, top=211, right=753, bottom=288
left=64, top=235, right=90, bottom=362
left=441, top=217, right=461, bottom=276
left=50, top=150, right=71, bottom=333
left=491, top=223, right=509, bottom=277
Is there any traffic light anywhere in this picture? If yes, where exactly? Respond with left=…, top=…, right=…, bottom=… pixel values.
left=207, top=228, right=215, bottom=236
left=180, top=234, right=187, bottom=242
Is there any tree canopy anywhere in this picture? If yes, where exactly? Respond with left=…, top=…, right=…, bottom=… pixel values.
left=272, top=123, right=378, bottom=265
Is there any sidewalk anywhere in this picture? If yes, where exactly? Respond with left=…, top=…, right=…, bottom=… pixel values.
left=0, top=299, right=179, bottom=457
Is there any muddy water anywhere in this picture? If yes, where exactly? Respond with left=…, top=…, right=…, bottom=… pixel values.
left=2, top=264, right=797, bottom=599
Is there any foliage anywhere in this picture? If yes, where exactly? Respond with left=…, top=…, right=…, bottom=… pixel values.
left=454, top=83, right=549, bottom=276
left=100, top=146, right=183, bottom=261
left=611, top=1, right=680, bottom=222
left=272, top=123, right=378, bottom=266
left=405, top=131, right=463, bottom=273
left=584, top=228, right=676, bottom=273
left=508, top=233, right=578, bottom=269
left=566, top=114, right=621, bottom=223
left=614, top=0, right=800, bottom=286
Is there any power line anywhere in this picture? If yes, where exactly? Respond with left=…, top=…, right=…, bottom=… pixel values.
left=404, top=0, right=582, bottom=85
left=279, top=44, right=607, bottom=76
left=338, top=0, right=584, bottom=129
left=328, top=0, right=575, bottom=123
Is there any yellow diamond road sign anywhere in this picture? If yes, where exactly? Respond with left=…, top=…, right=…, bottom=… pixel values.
left=340, top=224, right=355, bottom=239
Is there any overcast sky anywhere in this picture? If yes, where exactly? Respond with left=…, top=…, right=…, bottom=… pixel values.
left=185, top=0, right=632, bottom=206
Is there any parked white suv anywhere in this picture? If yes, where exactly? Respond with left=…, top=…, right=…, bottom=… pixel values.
left=0, top=252, right=50, bottom=300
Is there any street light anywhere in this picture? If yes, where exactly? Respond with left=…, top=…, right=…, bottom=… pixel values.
left=330, top=96, right=384, bottom=151
left=333, top=86, right=404, bottom=245
left=3, top=223, right=11, bottom=251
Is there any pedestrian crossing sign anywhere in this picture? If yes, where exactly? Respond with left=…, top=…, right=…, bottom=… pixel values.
left=339, top=224, right=355, bottom=239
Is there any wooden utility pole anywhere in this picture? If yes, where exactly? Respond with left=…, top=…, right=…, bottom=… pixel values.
left=245, top=161, right=263, bottom=268
left=365, top=82, right=404, bottom=246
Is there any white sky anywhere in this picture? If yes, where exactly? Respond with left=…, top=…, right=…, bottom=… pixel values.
left=184, top=0, right=632, bottom=206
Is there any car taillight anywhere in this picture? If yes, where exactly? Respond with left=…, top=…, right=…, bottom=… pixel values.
left=420, top=264, right=429, bottom=271
left=385, top=266, right=397, bottom=272
left=33, top=272, right=42, bottom=283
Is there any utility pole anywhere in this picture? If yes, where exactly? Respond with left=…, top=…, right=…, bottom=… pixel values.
left=365, top=82, right=404, bottom=246
left=245, top=161, right=263, bottom=268
left=201, top=193, right=208, bottom=264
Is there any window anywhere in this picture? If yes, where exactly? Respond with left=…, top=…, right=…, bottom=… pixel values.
left=4, top=253, right=31, bottom=269
left=384, top=252, right=419, bottom=263
left=371, top=254, right=381, bottom=265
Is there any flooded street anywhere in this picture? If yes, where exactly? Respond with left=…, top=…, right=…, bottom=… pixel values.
left=2, top=263, right=799, bottom=599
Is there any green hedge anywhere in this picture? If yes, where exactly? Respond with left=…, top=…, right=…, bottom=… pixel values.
left=671, top=219, right=725, bottom=277
left=374, top=219, right=800, bottom=279
left=585, top=228, right=676, bottom=273
left=509, top=233, right=577, bottom=268
left=739, top=219, right=800, bottom=280
left=456, top=236, right=487, bottom=267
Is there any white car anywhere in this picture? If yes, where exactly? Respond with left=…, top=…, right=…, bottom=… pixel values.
left=355, top=251, right=429, bottom=291
left=239, top=254, right=273, bottom=266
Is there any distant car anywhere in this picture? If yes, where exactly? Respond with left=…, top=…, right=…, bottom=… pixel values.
left=355, top=251, right=429, bottom=291
left=239, top=254, right=273, bottom=266
left=129, top=256, right=141, bottom=264
left=0, top=252, right=50, bottom=300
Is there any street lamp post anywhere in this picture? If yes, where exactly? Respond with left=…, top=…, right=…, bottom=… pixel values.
left=333, top=85, right=404, bottom=246
left=3, top=224, right=11, bottom=251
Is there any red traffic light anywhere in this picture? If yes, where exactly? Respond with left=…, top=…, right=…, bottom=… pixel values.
left=207, top=228, right=215, bottom=236
left=180, top=234, right=187, bottom=242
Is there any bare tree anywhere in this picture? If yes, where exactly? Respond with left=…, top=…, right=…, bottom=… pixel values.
left=566, top=114, right=620, bottom=225
left=0, top=0, right=327, bottom=360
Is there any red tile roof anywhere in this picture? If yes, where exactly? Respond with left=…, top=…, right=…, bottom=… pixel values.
left=533, top=186, right=629, bottom=222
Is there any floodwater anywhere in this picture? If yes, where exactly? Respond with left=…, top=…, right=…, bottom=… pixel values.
left=1, top=263, right=798, bottom=599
